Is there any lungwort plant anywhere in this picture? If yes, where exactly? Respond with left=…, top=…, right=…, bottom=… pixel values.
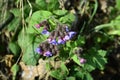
left=7, top=0, right=112, bottom=80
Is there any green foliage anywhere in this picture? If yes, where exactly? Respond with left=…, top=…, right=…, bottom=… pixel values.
left=9, top=42, right=21, bottom=57
left=66, top=77, right=76, bottom=80
left=11, top=64, right=20, bottom=80
left=35, top=0, right=59, bottom=11
left=50, top=62, right=69, bottom=79
left=35, top=0, right=47, bottom=10
left=53, top=10, right=68, bottom=16
left=22, top=44, right=40, bottom=65
left=10, top=8, right=21, bottom=17
left=59, top=13, right=75, bottom=24
left=115, top=0, right=120, bottom=10
left=18, top=29, right=41, bottom=65
left=94, top=15, right=120, bottom=36
left=7, top=18, right=21, bottom=31
left=84, top=48, right=107, bottom=71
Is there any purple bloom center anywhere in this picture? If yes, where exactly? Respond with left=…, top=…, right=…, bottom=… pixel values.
left=43, top=51, right=52, bottom=57
left=35, top=47, right=42, bottom=54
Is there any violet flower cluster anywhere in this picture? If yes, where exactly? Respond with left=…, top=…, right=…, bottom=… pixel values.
left=47, top=26, right=76, bottom=45
left=35, top=21, right=77, bottom=57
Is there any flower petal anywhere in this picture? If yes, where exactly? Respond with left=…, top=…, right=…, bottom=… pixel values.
left=41, top=29, right=50, bottom=35
left=63, top=35, right=70, bottom=41
left=35, top=24, right=41, bottom=28
left=50, top=39, right=58, bottom=45
left=68, top=31, right=76, bottom=38
left=35, top=47, right=42, bottom=54
left=58, top=38, right=65, bottom=44
left=43, top=51, right=52, bottom=57
left=80, top=58, right=86, bottom=64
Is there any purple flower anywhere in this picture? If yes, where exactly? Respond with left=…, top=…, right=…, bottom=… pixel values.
left=35, top=47, right=42, bottom=54
left=41, top=29, right=50, bottom=35
left=63, top=35, right=70, bottom=41
left=58, top=38, right=65, bottom=44
left=50, top=39, right=58, bottom=45
left=65, top=26, right=69, bottom=32
left=43, top=51, right=52, bottom=57
left=35, top=24, right=41, bottom=28
left=80, top=58, right=86, bottom=64
left=68, top=31, right=76, bottom=38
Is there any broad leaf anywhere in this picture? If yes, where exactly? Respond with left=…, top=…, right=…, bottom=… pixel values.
left=35, top=0, right=47, bottom=10
left=22, top=44, right=40, bottom=65
left=9, top=42, right=21, bottom=57
left=7, top=18, right=21, bottom=31
left=47, top=0, right=59, bottom=11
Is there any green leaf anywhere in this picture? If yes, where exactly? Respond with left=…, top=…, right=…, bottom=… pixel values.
left=59, top=13, right=75, bottom=24
left=84, top=49, right=107, bottom=71
left=84, top=56, right=96, bottom=72
left=46, top=62, right=52, bottom=71
left=53, top=10, right=68, bottom=16
left=9, top=42, right=21, bottom=57
left=22, top=44, right=40, bottom=65
left=84, top=72, right=93, bottom=80
left=98, top=50, right=107, bottom=57
left=7, top=18, right=21, bottom=31
left=11, top=64, right=19, bottom=80
left=108, top=30, right=120, bottom=36
left=93, top=56, right=107, bottom=70
left=72, top=54, right=82, bottom=66
left=50, top=62, right=68, bottom=79
left=116, top=0, right=120, bottom=10
left=84, top=63, right=95, bottom=72
left=50, top=69, right=62, bottom=79
left=60, top=62, right=69, bottom=75
left=74, top=71, right=84, bottom=79
left=18, top=29, right=35, bottom=50
left=10, top=8, right=21, bottom=17
left=66, top=77, right=76, bottom=80
left=35, top=0, right=47, bottom=9
left=27, top=10, right=52, bottom=33
left=75, top=36, right=85, bottom=46
left=18, top=29, right=40, bottom=65
left=47, top=0, right=59, bottom=11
